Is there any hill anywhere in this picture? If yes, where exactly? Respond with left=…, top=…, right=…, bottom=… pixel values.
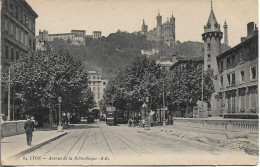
left=49, top=31, right=230, bottom=79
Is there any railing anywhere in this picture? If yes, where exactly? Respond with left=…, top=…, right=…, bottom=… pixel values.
left=173, top=118, right=259, bottom=133
left=1, top=120, right=27, bottom=137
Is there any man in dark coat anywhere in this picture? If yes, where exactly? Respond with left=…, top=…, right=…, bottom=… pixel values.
left=24, top=116, right=35, bottom=146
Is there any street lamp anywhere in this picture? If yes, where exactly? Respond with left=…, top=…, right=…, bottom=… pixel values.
left=162, top=80, right=166, bottom=126
left=57, top=96, right=63, bottom=132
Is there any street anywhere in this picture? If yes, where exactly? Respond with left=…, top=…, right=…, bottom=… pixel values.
left=15, top=120, right=258, bottom=165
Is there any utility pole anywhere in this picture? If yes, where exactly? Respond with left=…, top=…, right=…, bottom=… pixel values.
left=163, top=80, right=166, bottom=126
left=201, top=65, right=204, bottom=118
left=7, top=67, right=11, bottom=121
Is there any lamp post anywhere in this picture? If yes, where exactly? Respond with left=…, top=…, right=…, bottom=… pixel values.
left=57, top=96, right=63, bottom=132
left=162, top=80, right=166, bottom=126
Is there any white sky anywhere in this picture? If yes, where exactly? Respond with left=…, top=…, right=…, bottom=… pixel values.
left=27, top=0, right=258, bottom=47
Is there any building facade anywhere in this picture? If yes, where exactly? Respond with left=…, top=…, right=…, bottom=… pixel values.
left=216, top=23, right=258, bottom=119
left=1, top=0, right=38, bottom=69
left=36, top=29, right=49, bottom=51
left=46, top=30, right=86, bottom=46
left=1, top=0, right=38, bottom=119
left=88, top=71, right=108, bottom=109
left=92, top=31, right=102, bottom=40
left=142, top=12, right=175, bottom=47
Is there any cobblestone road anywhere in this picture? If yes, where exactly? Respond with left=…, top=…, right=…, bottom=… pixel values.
left=15, top=120, right=258, bottom=165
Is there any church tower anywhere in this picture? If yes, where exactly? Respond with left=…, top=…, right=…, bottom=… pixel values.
left=156, top=12, right=162, bottom=42
left=223, top=20, right=228, bottom=45
left=202, top=0, right=223, bottom=117
left=141, top=19, right=148, bottom=34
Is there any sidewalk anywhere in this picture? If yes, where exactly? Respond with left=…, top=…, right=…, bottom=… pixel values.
left=1, top=129, right=67, bottom=161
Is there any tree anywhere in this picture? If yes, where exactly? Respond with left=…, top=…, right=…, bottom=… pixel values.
left=105, top=57, right=166, bottom=119
left=2, top=48, right=95, bottom=123
left=165, top=61, right=215, bottom=117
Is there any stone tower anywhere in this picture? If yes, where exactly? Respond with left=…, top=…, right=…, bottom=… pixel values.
left=201, top=1, right=223, bottom=117
left=141, top=19, right=148, bottom=33
left=223, top=20, right=228, bottom=45
left=170, top=13, right=176, bottom=47
left=156, top=12, right=162, bottom=41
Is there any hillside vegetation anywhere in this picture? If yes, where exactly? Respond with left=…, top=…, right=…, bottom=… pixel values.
left=49, top=31, right=230, bottom=79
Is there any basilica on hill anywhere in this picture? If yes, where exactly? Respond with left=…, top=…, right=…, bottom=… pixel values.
left=141, top=12, right=175, bottom=47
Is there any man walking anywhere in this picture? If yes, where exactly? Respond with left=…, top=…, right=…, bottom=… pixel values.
left=24, top=116, right=35, bottom=146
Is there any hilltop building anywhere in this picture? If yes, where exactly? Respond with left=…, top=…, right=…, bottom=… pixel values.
left=216, top=22, right=258, bottom=119
left=1, top=0, right=38, bottom=119
left=46, top=30, right=86, bottom=46
left=142, top=12, right=175, bottom=47
left=36, top=29, right=49, bottom=51
left=92, top=31, right=102, bottom=40
left=88, top=70, right=108, bottom=109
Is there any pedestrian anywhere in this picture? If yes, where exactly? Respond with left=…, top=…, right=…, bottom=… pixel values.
left=24, top=116, right=36, bottom=146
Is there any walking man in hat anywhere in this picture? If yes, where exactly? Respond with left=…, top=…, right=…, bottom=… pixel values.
left=24, top=116, right=35, bottom=146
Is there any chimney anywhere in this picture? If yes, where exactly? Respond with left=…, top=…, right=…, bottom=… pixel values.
left=241, top=37, right=247, bottom=43
left=254, top=24, right=258, bottom=35
left=247, top=22, right=255, bottom=38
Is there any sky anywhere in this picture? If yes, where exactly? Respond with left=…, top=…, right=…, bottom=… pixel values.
left=27, top=0, right=258, bottom=47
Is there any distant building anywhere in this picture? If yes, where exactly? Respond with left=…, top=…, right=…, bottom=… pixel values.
left=36, top=29, right=49, bottom=51
left=46, top=30, right=86, bottom=46
left=216, top=22, right=258, bottom=119
left=156, top=52, right=181, bottom=70
left=88, top=70, right=108, bottom=109
left=92, top=31, right=102, bottom=40
left=1, top=0, right=38, bottom=119
left=142, top=12, right=175, bottom=47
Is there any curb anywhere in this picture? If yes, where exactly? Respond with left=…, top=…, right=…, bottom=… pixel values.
left=8, top=132, right=67, bottom=160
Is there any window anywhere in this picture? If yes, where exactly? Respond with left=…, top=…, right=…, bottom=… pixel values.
left=207, top=43, right=211, bottom=50
left=239, top=50, right=244, bottom=62
left=207, top=64, right=211, bottom=70
left=33, top=41, right=35, bottom=51
left=21, top=31, right=24, bottom=44
left=239, top=89, right=246, bottom=113
left=16, top=51, right=19, bottom=60
left=220, top=60, right=223, bottom=72
left=231, top=73, right=235, bottom=85
left=227, top=56, right=231, bottom=68
left=207, top=54, right=211, bottom=61
left=240, top=70, right=245, bottom=83
left=227, top=73, right=231, bottom=86
left=5, top=17, right=9, bottom=31
left=11, top=48, right=14, bottom=61
left=97, top=93, right=100, bottom=98
left=18, top=28, right=21, bottom=42
left=29, top=39, right=32, bottom=49
left=231, top=94, right=236, bottom=113
left=93, top=87, right=96, bottom=92
left=5, top=45, right=9, bottom=59
left=250, top=66, right=257, bottom=81
left=97, top=87, right=100, bottom=92
left=231, top=54, right=235, bottom=66
left=10, top=22, right=14, bottom=36
left=16, top=27, right=19, bottom=40
left=227, top=95, right=231, bottom=113
left=103, top=82, right=106, bottom=85
left=220, top=76, right=223, bottom=87
left=15, top=6, right=18, bottom=18
left=250, top=88, right=257, bottom=112
left=93, top=75, right=96, bottom=79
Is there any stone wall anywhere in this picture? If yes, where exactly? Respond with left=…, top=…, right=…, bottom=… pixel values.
left=173, top=118, right=258, bottom=133
left=1, top=120, right=27, bottom=137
